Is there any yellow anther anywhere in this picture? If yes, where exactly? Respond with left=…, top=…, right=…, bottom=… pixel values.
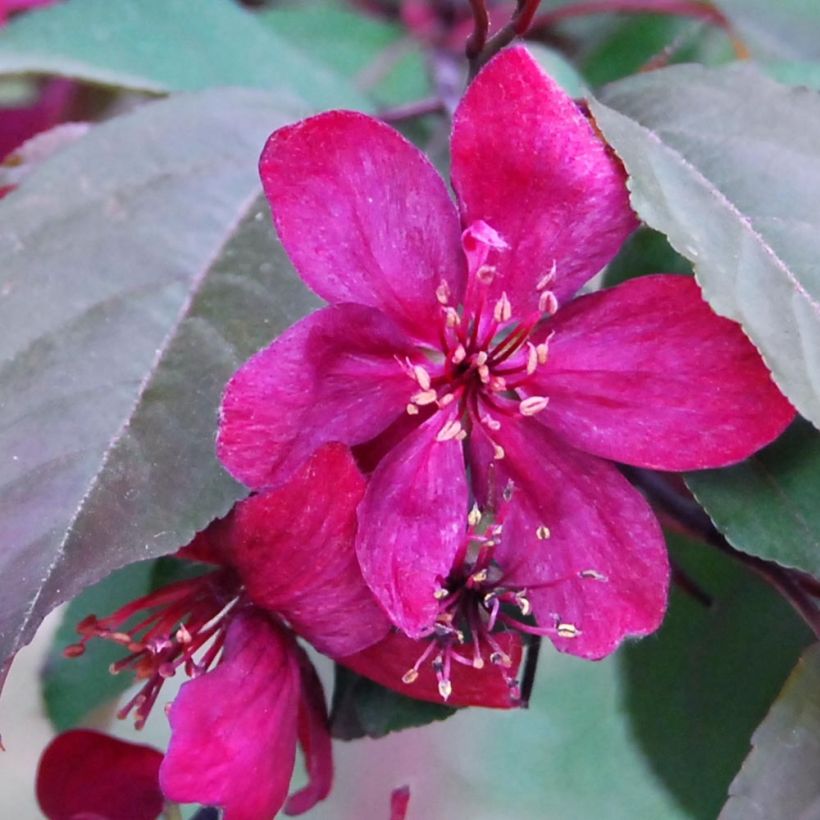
left=411, top=389, right=438, bottom=406
left=438, top=680, right=453, bottom=700
left=519, top=396, right=549, bottom=416
left=538, top=290, right=559, bottom=315
left=468, top=504, right=482, bottom=527
left=536, top=342, right=549, bottom=365
left=493, top=291, right=512, bottom=323
left=451, top=344, right=467, bottom=364
left=406, top=403, right=419, bottom=415
left=436, top=419, right=463, bottom=442
left=557, top=623, right=581, bottom=639
left=536, top=525, right=551, bottom=540
left=436, top=280, right=451, bottom=305
left=402, top=669, right=419, bottom=684
left=493, top=444, right=505, bottom=461
left=476, top=264, right=496, bottom=284
left=413, top=365, right=431, bottom=390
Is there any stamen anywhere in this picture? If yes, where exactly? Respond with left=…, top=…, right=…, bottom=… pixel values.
left=536, top=261, right=557, bottom=291
left=536, top=525, right=551, bottom=540
left=411, top=389, right=438, bottom=406
left=436, top=280, right=451, bottom=305
left=519, top=396, right=549, bottom=416
left=413, top=365, right=432, bottom=391
left=468, top=504, right=482, bottom=527
left=579, top=569, right=608, bottom=582
left=451, top=344, right=467, bottom=364
left=536, top=342, right=549, bottom=364
left=436, top=419, right=463, bottom=442
left=556, top=623, right=581, bottom=639
left=526, top=343, right=538, bottom=375
left=493, top=444, right=505, bottom=461
left=406, top=403, right=419, bottom=415
left=493, top=292, right=512, bottom=323
left=481, top=414, right=501, bottom=431
left=445, top=307, right=461, bottom=327
left=476, top=264, right=496, bottom=284
left=538, top=290, right=559, bottom=315
left=437, top=393, right=455, bottom=408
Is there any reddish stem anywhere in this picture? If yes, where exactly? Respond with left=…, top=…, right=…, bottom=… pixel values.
left=466, top=0, right=491, bottom=59
left=468, top=0, right=545, bottom=79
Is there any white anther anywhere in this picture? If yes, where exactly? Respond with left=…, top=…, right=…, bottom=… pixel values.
left=557, top=623, right=581, bottom=639
left=445, top=307, right=461, bottom=327
left=537, top=260, right=557, bottom=291
left=413, top=365, right=431, bottom=390
left=476, top=264, right=496, bottom=284
left=176, top=625, right=192, bottom=644
left=520, top=396, right=550, bottom=416
left=493, top=443, right=505, bottom=460
left=402, top=669, right=419, bottom=684
left=536, top=342, right=549, bottom=365
left=538, top=290, right=559, bottom=315
left=475, top=351, right=488, bottom=366
left=434, top=587, right=449, bottom=600
left=478, top=365, right=490, bottom=383
left=406, top=403, right=419, bottom=415
left=481, top=414, right=501, bottom=431
left=412, top=389, right=438, bottom=406
left=468, top=504, right=482, bottom=527
left=493, top=292, right=512, bottom=323
left=436, top=280, right=451, bottom=305
left=580, top=569, right=608, bottom=582
left=516, top=592, right=532, bottom=616
left=438, top=680, right=453, bottom=700
left=451, top=344, right=467, bottom=365
left=436, top=419, right=463, bottom=442
left=473, top=657, right=485, bottom=670
left=437, top=393, right=455, bottom=408
left=456, top=429, right=467, bottom=441
left=490, top=376, right=507, bottom=393
left=526, top=343, right=538, bottom=375
left=536, top=525, right=551, bottom=540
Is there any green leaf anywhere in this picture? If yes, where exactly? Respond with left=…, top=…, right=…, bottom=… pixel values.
left=42, top=556, right=209, bottom=730
left=714, top=0, right=820, bottom=60
left=311, top=534, right=809, bottom=819
left=527, top=43, right=587, bottom=98
left=330, top=665, right=456, bottom=740
left=603, top=226, right=693, bottom=288
left=260, top=0, right=429, bottom=106
left=591, top=64, right=820, bottom=428
left=0, top=0, right=368, bottom=108
left=685, top=419, right=820, bottom=576
left=42, top=560, right=154, bottom=730
left=720, top=643, right=820, bottom=820
left=0, top=88, right=318, bottom=671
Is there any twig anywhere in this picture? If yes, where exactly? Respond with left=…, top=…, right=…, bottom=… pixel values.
left=529, top=0, right=749, bottom=59
left=519, top=634, right=541, bottom=708
left=625, top=467, right=820, bottom=639
left=466, top=0, right=491, bottom=59
left=468, top=0, right=544, bottom=79
left=379, top=96, right=446, bottom=123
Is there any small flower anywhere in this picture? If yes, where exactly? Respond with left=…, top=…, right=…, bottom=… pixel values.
left=36, top=730, right=164, bottom=820
left=218, top=46, right=794, bottom=659
left=65, top=445, right=390, bottom=820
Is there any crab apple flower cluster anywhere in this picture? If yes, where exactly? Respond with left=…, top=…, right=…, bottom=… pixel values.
left=218, top=45, right=794, bottom=673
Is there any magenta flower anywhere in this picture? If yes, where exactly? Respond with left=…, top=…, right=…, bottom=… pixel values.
left=218, top=46, right=794, bottom=660
left=67, top=445, right=390, bottom=820
left=37, top=730, right=164, bottom=820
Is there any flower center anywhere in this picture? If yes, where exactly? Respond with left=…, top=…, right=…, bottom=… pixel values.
left=65, top=569, right=240, bottom=729
left=403, top=220, right=558, bottom=458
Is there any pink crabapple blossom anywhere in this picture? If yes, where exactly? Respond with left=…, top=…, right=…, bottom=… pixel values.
left=217, top=46, right=794, bottom=669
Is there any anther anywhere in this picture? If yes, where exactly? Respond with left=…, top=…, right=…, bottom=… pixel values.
left=519, top=396, right=549, bottom=416
left=63, top=644, right=86, bottom=658
left=438, top=679, right=453, bottom=700
left=493, top=444, right=505, bottom=461
left=515, top=592, right=532, bottom=616
left=470, top=569, right=489, bottom=585
left=537, top=261, right=557, bottom=291
left=402, top=669, right=419, bottom=685
left=411, top=389, right=438, bottom=406
left=536, top=342, right=549, bottom=364
left=478, top=365, right=490, bottom=383
left=475, top=351, right=488, bottom=366
left=413, top=365, right=432, bottom=391
left=557, top=623, right=581, bottom=639
left=493, top=292, right=512, bottom=323
left=406, top=403, right=419, bottom=415
left=437, top=419, right=464, bottom=443
left=445, top=307, right=461, bottom=327
left=490, top=651, right=512, bottom=668
left=438, top=393, right=455, bottom=408
left=436, top=280, right=451, bottom=305
left=468, top=504, right=482, bottom=527
left=481, top=414, right=501, bottom=431
left=451, top=344, right=467, bottom=364
left=434, top=587, right=449, bottom=600
left=476, top=264, right=496, bottom=284
left=538, top=290, right=559, bottom=315
left=526, top=343, right=538, bottom=375
left=580, top=570, right=608, bottom=582
left=536, top=525, right=551, bottom=540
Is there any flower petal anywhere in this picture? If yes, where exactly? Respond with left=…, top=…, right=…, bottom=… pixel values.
left=356, top=412, right=467, bottom=638
left=285, top=647, right=333, bottom=816
left=260, top=110, right=465, bottom=342
left=218, top=303, right=417, bottom=490
left=227, top=443, right=390, bottom=657
left=340, top=629, right=522, bottom=709
left=37, top=730, right=164, bottom=820
left=488, top=418, right=669, bottom=659
left=160, top=611, right=301, bottom=820
left=451, top=46, right=636, bottom=308
left=531, top=275, right=795, bottom=470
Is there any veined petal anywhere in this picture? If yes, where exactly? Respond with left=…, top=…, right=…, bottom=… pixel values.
left=285, top=648, right=333, bottom=816
left=260, top=110, right=465, bottom=342
left=160, top=611, right=301, bottom=820
left=451, top=46, right=636, bottom=309
left=36, top=731, right=163, bottom=820
left=356, top=412, right=468, bottom=638
left=489, top=418, right=669, bottom=659
left=530, top=275, right=795, bottom=470
left=228, top=444, right=391, bottom=657
left=340, top=629, right=523, bottom=709
left=218, top=303, right=417, bottom=490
